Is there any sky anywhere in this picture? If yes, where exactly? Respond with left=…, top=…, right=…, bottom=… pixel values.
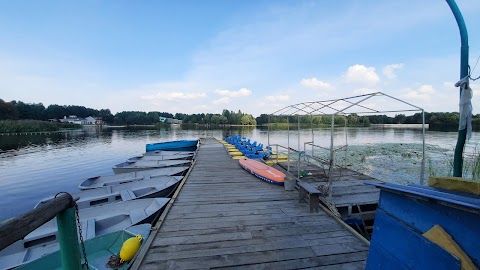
left=1, top=0, right=480, bottom=117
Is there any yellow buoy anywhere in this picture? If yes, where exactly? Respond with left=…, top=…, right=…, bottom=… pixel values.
left=120, top=234, right=143, bottom=262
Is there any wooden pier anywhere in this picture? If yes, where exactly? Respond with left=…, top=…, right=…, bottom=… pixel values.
left=133, top=138, right=369, bottom=269
left=276, top=158, right=381, bottom=238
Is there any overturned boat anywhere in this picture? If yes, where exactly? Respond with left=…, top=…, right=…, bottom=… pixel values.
left=113, top=160, right=191, bottom=174
left=38, top=176, right=181, bottom=209
left=0, top=198, right=169, bottom=270
left=146, top=139, right=198, bottom=152
left=79, top=169, right=186, bottom=190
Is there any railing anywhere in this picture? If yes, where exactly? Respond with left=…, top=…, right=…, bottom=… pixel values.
left=0, top=193, right=82, bottom=270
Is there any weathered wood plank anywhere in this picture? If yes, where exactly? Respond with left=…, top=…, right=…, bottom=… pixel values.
left=301, top=260, right=367, bottom=270
left=143, top=247, right=317, bottom=269
left=150, top=235, right=361, bottom=258
left=155, top=222, right=345, bottom=239
left=162, top=212, right=334, bottom=226
left=213, top=251, right=368, bottom=270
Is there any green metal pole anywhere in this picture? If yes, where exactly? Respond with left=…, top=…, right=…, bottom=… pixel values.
left=57, top=207, right=82, bottom=270
left=446, top=0, right=469, bottom=177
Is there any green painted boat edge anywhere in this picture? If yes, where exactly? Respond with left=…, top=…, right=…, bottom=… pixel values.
left=16, top=224, right=151, bottom=270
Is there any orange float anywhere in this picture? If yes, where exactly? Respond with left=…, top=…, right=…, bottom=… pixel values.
left=239, top=158, right=285, bottom=186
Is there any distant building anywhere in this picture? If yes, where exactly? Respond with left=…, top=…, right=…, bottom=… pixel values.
left=159, top=117, right=182, bottom=124
left=59, top=115, right=99, bottom=125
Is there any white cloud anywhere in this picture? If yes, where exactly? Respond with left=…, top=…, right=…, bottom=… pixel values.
left=212, top=97, right=231, bottom=105
left=300, top=77, right=335, bottom=91
left=141, top=92, right=207, bottom=101
left=402, top=84, right=436, bottom=101
left=353, top=88, right=379, bottom=95
left=344, top=64, right=380, bottom=86
left=382, top=64, right=404, bottom=79
left=443, top=81, right=455, bottom=88
left=418, top=84, right=435, bottom=94
left=265, top=95, right=290, bottom=102
left=213, top=87, right=252, bottom=97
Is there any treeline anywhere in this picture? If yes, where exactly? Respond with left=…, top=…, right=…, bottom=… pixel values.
left=0, top=99, right=115, bottom=123
left=2, top=99, right=478, bottom=129
left=175, top=110, right=256, bottom=125
left=256, top=112, right=480, bottom=130
left=0, top=100, right=257, bottom=126
left=256, top=114, right=370, bottom=126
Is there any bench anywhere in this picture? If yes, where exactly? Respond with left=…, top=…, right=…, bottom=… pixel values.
left=298, top=181, right=321, bottom=213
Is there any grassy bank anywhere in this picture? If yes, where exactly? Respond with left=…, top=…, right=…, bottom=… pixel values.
left=0, top=120, right=80, bottom=133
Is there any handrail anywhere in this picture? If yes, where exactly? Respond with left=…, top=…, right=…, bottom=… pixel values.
left=0, top=193, right=74, bottom=251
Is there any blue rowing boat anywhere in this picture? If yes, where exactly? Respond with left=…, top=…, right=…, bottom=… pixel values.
left=146, top=139, right=198, bottom=152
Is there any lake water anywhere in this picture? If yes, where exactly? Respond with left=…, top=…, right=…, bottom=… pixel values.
left=1, top=126, right=479, bottom=222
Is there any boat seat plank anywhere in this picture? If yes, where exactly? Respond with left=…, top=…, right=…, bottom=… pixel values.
left=120, top=190, right=135, bottom=201
left=298, top=181, right=321, bottom=213
left=82, top=219, right=96, bottom=240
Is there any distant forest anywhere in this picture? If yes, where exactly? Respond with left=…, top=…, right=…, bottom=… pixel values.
left=0, top=99, right=479, bottom=130
left=0, top=99, right=256, bottom=125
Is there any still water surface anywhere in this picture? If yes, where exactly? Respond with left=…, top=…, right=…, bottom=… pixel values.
left=1, top=126, right=478, bottom=221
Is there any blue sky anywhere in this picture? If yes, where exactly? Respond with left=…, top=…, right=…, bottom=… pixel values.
left=1, top=0, right=480, bottom=116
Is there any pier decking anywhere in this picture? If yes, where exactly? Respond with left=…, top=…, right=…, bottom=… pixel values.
left=134, top=138, right=369, bottom=269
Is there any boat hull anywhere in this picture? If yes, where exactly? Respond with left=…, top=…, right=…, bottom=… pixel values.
left=38, top=176, right=181, bottom=209
left=113, top=160, right=191, bottom=174
left=79, top=168, right=187, bottom=190
left=127, top=154, right=193, bottom=162
left=239, top=158, right=285, bottom=186
left=146, top=140, right=198, bottom=152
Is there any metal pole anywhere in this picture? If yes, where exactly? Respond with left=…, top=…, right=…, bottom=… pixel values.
left=446, top=0, right=469, bottom=177
left=298, top=115, right=301, bottom=179
left=330, top=114, right=335, bottom=168
left=57, top=207, right=81, bottom=270
left=311, top=115, right=314, bottom=157
left=421, top=110, right=426, bottom=184
left=287, top=116, right=290, bottom=172
left=267, top=115, right=270, bottom=146
left=329, top=114, right=335, bottom=201
left=345, top=116, right=348, bottom=168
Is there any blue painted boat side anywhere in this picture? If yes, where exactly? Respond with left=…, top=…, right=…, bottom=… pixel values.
left=367, top=209, right=460, bottom=270
left=146, top=140, right=198, bottom=152
left=365, top=181, right=480, bottom=212
left=365, top=181, right=480, bottom=268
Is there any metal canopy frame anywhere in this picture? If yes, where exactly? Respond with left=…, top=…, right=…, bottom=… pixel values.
left=267, top=92, right=426, bottom=185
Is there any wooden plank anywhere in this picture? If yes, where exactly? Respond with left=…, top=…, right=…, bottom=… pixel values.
left=142, top=247, right=317, bottom=269
left=162, top=212, right=333, bottom=226
left=311, top=241, right=369, bottom=256
left=302, top=261, right=366, bottom=270
left=213, top=251, right=368, bottom=270
left=154, top=231, right=253, bottom=246
left=149, top=235, right=361, bottom=260
left=154, top=222, right=345, bottom=239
